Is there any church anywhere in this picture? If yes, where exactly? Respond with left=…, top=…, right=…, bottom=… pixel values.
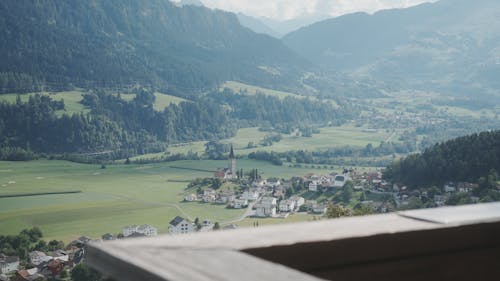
left=214, top=145, right=237, bottom=179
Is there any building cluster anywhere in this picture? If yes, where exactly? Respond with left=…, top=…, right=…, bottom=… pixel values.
left=122, top=224, right=158, bottom=238
left=306, top=171, right=351, bottom=192
left=167, top=216, right=233, bottom=235
left=0, top=238, right=88, bottom=281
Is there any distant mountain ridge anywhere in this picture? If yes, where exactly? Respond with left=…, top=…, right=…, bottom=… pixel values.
left=0, top=0, right=309, bottom=96
left=237, top=13, right=280, bottom=38
left=283, top=0, right=500, bottom=96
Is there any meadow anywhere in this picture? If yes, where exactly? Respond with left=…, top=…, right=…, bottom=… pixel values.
left=0, top=159, right=335, bottom=242
left=159, top=125, right=391, bottom=157
left=0, top=90, right=188, bottom=115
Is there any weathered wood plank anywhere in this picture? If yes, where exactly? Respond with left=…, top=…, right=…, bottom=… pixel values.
left=87, top=244, right=326, bottom=281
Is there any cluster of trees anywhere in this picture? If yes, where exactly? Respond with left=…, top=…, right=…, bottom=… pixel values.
left=1, top=87, right=357, bottom=161
left=246, top=141, right=414, bottom=167
left=0, top=90, right=237, bottom=158
left=384, top=130, right=500, bottom=188
left=0, top=227, right=64, bottom=261
left=210, top=89, right=355, bottom=127
left=248, top=151, right=283, bottom=166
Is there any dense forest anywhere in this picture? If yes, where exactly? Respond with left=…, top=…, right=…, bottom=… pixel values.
left=0, top=89, right=352, bottom=160
left=384, top=130, right=500, bottom=188
left=0, top=0, right=309, bottom=96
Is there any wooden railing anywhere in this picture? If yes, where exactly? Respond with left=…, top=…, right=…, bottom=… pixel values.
left=86, top=202, right=500, bottom=281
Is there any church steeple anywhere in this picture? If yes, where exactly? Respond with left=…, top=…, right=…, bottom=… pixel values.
left=229, top=144, right=235, bottom=159
left=228, top=144, right=236, bottom=178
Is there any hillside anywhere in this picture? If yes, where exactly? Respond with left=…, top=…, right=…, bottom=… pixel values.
left=384, top=130, right=500, bottom=188
left=283, top=0, right=500, bottom=96
left=0, top=0, right=309, bottom=97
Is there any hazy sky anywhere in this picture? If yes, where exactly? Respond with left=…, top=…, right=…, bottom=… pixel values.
left=189, top=0, right=437, bottom=21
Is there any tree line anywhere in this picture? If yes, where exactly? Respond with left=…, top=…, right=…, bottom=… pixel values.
left=383, top=130, right=500, bottom=188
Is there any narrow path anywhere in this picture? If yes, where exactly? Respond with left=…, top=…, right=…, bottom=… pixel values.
left=384, top=130, right=397, bottom=143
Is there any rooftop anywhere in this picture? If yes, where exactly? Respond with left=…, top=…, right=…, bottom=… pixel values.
left=87, top=202, right=500, bottom=281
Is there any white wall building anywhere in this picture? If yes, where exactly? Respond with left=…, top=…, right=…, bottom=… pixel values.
left=123, top=224, right=158, bottom=237
left=241, top=190, right=259, bottom=201
left=0, top=255, right=19, bottom=274
left=231, top=199, right=249, bottom=209
left=333, top=174, right=350, bottom=188
left=290, top=196, right=305, bottom=210
left=255, top=197, right=277, bottom=217
left=309, top=181, right=319, bottom=192
left=278, top=199, right=296, bottom=212
left=29, top=251, right=53, bottom=266
left=168, top=216, right=195, bottom=235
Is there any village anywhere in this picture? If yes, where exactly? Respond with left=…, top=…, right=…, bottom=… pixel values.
left=1, top=147, right=498, bottom=281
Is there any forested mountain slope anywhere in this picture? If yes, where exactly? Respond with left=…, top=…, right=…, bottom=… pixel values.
left=0, top=0, right=309, bottom=96
left=384, top=130, right=500, bottom=188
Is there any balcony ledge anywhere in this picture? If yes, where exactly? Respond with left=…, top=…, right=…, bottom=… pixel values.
left=87, top=202, right=500, bottom=281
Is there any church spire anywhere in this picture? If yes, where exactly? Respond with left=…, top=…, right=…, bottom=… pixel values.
left=229, top=144, right=235, bottom=159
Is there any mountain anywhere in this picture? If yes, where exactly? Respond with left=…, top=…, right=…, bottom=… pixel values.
left=260, top=13, right=330, bottom=38
left=237, top=13, right=279, bottom=38
left=177, top=0, right=204, bottom=6
left=0, top=0, right=309, bottom=97
left=283, top=0, right=500, bottom=96
left=260, top=13, right=331, bottom=37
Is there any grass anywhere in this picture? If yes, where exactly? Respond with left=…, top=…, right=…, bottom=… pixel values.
left=221, top=81, right=301, bottom=100
left=0, top=159, right=337, bottom=242
left=0, top=91, right=89, bottom=115
left=1, top=91, right=188, bottom=116
left=117, top=92, right=188, bottom=111
left=162, top=125, right=391, bottom=158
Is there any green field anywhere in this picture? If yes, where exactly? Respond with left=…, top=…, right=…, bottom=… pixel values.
left=117, top=92, right=188, bottom=111
left=0, top=91, right=89, bottom=115
left=221, top=81, right=302, bottom=100
left=0, top=91, right=188, bottom=115
left=163, top=125, right=391, bottom=157
left=0, top=159, right=335, bottom=242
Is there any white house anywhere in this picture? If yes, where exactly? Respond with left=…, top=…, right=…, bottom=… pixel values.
left=123, top=224, right=158, bottom=237
left=278, top=199, right=296, bottom=212
left=137, top=224, right=158, bottom=236
left=168, top=216, right=195, bottom=235
left=231, top=198, right=249, bottom=209
left=444, top=183, right=456, bottom=193
left=29, top=251, right=53, bottom=266
left=289, top=196, right=305, bottom=210
left=312, top=203, right=327, bottom=214
left=309, top=181, right=319, bottom=192
left=202, top=189, right=217, bottom=203
left=255, top=197, right=277, bottom=217
left=241, top=190, right=259, bottom=201
left=0, top=255, right=19, bottom=274
left=184, top=194, right=198, bottom=202
left=52, top=250, right=69, bottom=262
left=266, top=179, right=281, bottom=188
left=217, top=190, right=236, bottom=204
left=333, top=174, right=349, bottom=188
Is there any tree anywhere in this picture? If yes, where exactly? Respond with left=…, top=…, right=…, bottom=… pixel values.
left=210, top=178, right=223, bottom=190
left=47, top=240, right=65, bottom=251
left=353, top=205, right=373, bottom=216
left=325, top=203, right=351, bottom=219
left=342, top=181, right=354, bottom=203
left=213, top=222, right=220, bottom=231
